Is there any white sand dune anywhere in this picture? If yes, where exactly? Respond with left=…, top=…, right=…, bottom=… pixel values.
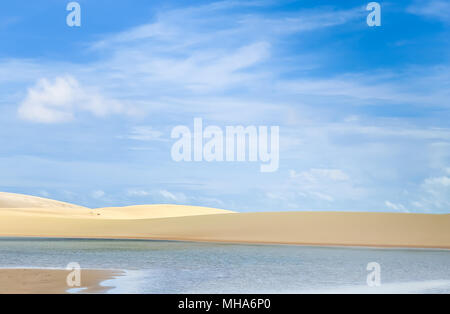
left=0, top=192, right=449, bottom=248
left=95, top=205, right=235, bottom=219
left=2, top=211, right=448, bottom=248
left=0, top=192, right=88, bottom=210
left=0, top=192, right=234, bottom=219
left=0, top=192, right=94, bottom=218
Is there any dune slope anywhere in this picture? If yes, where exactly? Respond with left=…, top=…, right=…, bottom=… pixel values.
left=0, top=210, right=449, bottom=248
left=95, top=204, right=235, bottom=219
left=0, top=192, right=88, bottom=209
left=0, top=193, right=235, bottom=219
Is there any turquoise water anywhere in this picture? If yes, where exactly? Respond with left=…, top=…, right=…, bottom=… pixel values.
left=0, top=238, right=449, bottom=293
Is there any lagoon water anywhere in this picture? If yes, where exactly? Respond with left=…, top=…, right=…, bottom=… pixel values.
left=0, top=238, right=449, bottom=294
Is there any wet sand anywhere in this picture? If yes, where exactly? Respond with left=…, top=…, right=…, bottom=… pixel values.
left=0, top=269, right=123, bottom=294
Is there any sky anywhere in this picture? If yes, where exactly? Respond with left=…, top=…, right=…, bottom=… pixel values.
left=0, top=0, right=449, bottom=212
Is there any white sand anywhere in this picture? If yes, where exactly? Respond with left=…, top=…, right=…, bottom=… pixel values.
left=0, top=192, right=449, bottom=249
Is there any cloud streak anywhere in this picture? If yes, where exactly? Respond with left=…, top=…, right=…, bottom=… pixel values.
left=18, top=76, right=133, bottom=123
left=408, top=0, right=450, bottom=23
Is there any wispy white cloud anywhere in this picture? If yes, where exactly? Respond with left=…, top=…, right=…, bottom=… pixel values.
left=408, top=0, right=450, bottom=23
left=158, top=189, right=188, bottom=203
left=7, top=3, right=449, bottom=127
left=405, top=169, right=450, bottom=212
left=126, top=188, right=187, bottom=203
left=126, top=189, right=151, bottom=197
left=125, top=126, right=164, bottom=141
left=125, top=187, right=225, bottom=208
left=265, top=168, right=365, bottom=208
left=277, top=66, right=450, bottom=108
left=38, top=190, right=51, bottom=198
left=94, top=3, right=362, bottom=49
left=17, top=76, right=133, bottom=123
left=385, top=201, right=408, bottom=212
left=91, top=190, right=106, bottom=199
left=79, top=2, right=365, bottom=99
left=291, top=168, right=363, bottom=201
left=328, top=124, right=450, bottom=140
left=290, top=168, right=350, bottom=182
left=424, top=176, right=450, bottom=187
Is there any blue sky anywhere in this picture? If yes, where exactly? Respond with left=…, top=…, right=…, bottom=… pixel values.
left=0, top=0, right=449, bottom=212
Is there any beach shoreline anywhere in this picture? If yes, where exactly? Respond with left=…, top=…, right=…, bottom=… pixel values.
left=1, top=235, right=450, bottom=250
left=0, top=268, right=123, bottom=294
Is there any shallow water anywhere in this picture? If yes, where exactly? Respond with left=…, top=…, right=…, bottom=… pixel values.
left=0, top=238, right=449, bottom=293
